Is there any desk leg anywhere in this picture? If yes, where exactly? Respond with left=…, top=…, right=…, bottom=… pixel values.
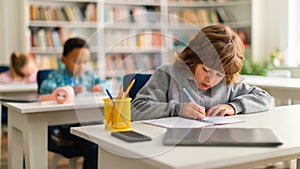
left=8, top=124, right=23, bottom=169
left=297, top=159, right=300, bottom=169
left=99, top=147, right=160, bottom=169
left=0, top=100, right=2, bottom=167
left=23, top=117, right=48, bottom=169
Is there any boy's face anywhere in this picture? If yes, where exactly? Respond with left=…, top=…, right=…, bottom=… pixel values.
left=62, top=48, right=90, bottom=76
left=194, top=64, right=225, bottom=90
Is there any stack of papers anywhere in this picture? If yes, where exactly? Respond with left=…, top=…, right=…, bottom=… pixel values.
left=142, top=116, right=244, bottom=128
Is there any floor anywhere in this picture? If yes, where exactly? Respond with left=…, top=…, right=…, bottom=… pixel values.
left=1, top=130, right=84, bottom=169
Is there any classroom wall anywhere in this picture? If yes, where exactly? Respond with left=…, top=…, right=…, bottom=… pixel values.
left=0, top=0, right=6, bottom=64
left=0, top=0, right=22, bottom=65
left=252, top=0, right=281, bottom=62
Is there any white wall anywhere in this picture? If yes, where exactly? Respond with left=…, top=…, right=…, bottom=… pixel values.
left=252, top=0, right=298, bottom=67
left=0, top=0, right=7, bottom=64
left=252, top=0, right=281, bottom=62
left=0, top=0, right=22, bottom=65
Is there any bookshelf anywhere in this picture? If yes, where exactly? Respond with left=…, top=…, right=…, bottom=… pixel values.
left=97, top=0, right=252, bottom=80
left=97, top=0, right=164, bottom=79
left=19, top=0, right=252, bottom=79
left=166, top=0, right=252, bottom=54
left=21, top=0, right=99, bottom=69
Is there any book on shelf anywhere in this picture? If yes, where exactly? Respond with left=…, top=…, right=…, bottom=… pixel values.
left=123, top=54, right=136, bottom=74
left=37, top=29, right=47, bottom=50
left=34, top=55, right=59, bottom=69
left=170, top=8, right=222, bottom=26
left=216, top=8, right=236, bottom=23
left=182, top=9, right=199, bottom=24
left=30, top=5, right=38, bottom=21
left=105, top=30, right=163, bottom=51
left=197, top=9, right=210, bottom=25
left=29, top=28, right=74, bottom=50
left=104, top=53, right=162, bottom=77
left=207, top=9, right=219, bottom=24
left=52, top=30, right=62, bottom=50
left=29, top=4, right=97, bottom=22
left=85, top=3, right=97, bottom=22
left=104, top=5, right=160, bottom=24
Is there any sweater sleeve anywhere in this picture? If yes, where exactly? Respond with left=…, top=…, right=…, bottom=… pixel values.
left=131, top=70, right=182, bottom=121
left=228, top=82, right=273, bottom=114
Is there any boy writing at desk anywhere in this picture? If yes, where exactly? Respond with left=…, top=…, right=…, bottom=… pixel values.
left=40, top=37, right=102, bottom=169
left=132, top=24, right=272, bottom=121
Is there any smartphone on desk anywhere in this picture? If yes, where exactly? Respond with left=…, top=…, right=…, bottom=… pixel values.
left=111, top=130, right=152, bottom=143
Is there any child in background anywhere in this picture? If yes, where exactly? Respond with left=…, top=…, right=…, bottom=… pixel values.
left=40, top=37, right=102, bottom=169
left=0, top=52, right=38, bottom=84
left=40, top=37, right=102, bottom=94
left=131, top=24, right=272, bottom=121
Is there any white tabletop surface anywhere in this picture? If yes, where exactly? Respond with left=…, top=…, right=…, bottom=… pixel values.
left=71, top=105, right=300, bottom=169
left=242, top=75, right=300, bottom=89
left=0, top=83, right=37, bottom=93
left=3, top=92, right=106, bottom=113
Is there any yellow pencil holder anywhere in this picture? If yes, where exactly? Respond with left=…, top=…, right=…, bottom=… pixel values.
left=103, top=97, right=132, bottom=131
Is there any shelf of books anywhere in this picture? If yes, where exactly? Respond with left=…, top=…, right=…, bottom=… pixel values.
left=96, top=0, right=252, bottom=80
left=166, top=0, right=252, bottom=54
left=98, top=0, right=165, bottom=79
left=20, top=0, right=252, bottom=78
left=24, top=0, right=98, bottom=69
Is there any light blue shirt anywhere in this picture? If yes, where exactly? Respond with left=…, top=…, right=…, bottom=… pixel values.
left=39, top=68, right=102, bottom=95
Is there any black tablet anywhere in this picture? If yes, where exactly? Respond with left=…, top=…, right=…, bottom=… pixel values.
left=163, top=128, right=282, bottom=147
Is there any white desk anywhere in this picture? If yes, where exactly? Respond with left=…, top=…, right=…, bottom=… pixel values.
left=3, top=93, right=105, bottom=169
left=0, top=83, right=37, bottom=166
left=242, top=75, right=300, bottom=106
left=0, top=83, right=38, bottom=120
left=71, top=105, right=300, bottom=169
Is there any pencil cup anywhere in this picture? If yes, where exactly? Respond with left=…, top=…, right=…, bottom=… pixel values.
left=103, top=97, right=132, bottom=131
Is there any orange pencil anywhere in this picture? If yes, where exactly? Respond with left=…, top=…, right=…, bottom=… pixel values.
left=121, top=79, right=135, bottom=99
left=117, top=84, right=123, bottom=99
left=114, top=79, right=135, bottom=127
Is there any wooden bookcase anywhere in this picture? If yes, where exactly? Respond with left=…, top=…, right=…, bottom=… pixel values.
left=19, top=0, right=252, bottom=79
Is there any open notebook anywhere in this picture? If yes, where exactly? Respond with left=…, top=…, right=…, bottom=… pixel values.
left=142, top=116, right=244, bottom=128
left=163, top=128, right=283, bottom=147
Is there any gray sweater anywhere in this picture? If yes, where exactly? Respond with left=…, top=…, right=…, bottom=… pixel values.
left=131, top=59, right=273, bottom=121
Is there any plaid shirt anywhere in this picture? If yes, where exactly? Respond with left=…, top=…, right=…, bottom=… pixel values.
left=39, top=68, right=102, bottom=95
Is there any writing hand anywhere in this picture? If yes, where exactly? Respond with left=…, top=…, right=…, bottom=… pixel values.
left=91, top=85, right=102, bottom=92
left=182, top=102, right=206, bottom=119
left=73, top=86, right=86, bottom=94
left=206, top=104, right=235, bottom=117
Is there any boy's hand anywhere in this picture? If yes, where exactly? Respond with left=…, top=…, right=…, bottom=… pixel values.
left=73, top=86, right=86, bottom=94
left=206, top=104, right=235, bottom=117
left=182, top=102, right=206, bottom=119
left=91, top=85, right=102, bottom=92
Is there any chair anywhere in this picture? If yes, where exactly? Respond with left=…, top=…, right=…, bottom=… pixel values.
left=0, top=65, right=9, bottom=73
left=123, top=73, right=152, bottom=100
left=0, top=65, right=9, bottom=124
left=37, top=69, right=82, bottom=169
